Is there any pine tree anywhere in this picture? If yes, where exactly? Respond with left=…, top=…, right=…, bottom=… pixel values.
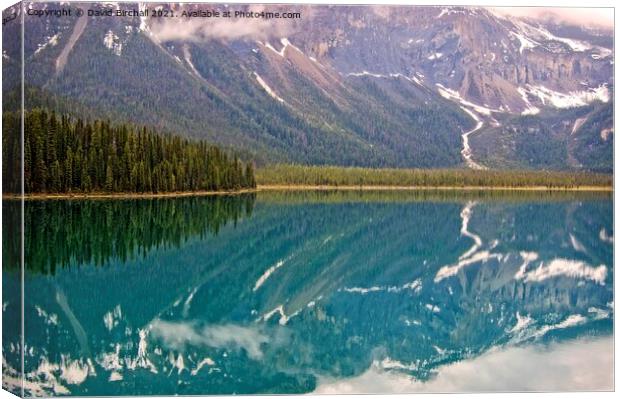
left=12, top=110, right=257, bottom=194
left=105, top=163, right=114, bottom=192
left=32, top=112, right=48, bottom=192
left=245, top=162, right=256, bottom=188
left=50, top=160, right=61, bottom=192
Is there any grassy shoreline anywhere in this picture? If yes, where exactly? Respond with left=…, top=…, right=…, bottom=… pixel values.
left=2, top=183, right=612, bottom=200
left=256, top=164, right=613, bottom=189
left=258, top=184, right=613, bottom=192
left=3, top=164, right=613, bottom=200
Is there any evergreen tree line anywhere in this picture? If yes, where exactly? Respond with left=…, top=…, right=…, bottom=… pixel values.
left=256, top=164, right=612, bottom=189
left=2, top=109, right=257, bottom=194
left=3, top=195, right=256, bottom=274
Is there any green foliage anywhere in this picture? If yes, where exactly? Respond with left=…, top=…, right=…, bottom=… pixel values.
left=2, top=111, right=21, bottom=193
left=256, top=164, right=612, bottom=189
left=2, top=109, right=257, bottom=194
left=2, top=195, right=255, bottom=274
left=258, top=189, right=611, bottom=204
left=572, top=103, right=613, bottom=172
left=21, top=24, right=474, bottom=168
left=471, top=102, right=613, bottom=172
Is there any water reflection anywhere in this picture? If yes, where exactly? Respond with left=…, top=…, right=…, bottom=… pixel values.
left=2, top=191, right=613, bottom=395
left=3, top=195, right=256, bottom=274
left=315, top=336, right=614, bottom=392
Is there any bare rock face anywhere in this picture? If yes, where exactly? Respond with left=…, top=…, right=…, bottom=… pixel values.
left=285, top=6, right=612, bottom=113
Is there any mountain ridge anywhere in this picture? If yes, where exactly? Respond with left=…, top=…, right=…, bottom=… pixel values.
left=2, top=2, right=613, bottom=171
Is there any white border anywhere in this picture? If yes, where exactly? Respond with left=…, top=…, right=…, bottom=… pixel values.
left=0, top=1, right=617, bottom=399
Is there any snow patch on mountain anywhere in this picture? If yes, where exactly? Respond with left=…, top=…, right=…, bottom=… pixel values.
left=342, top=286, right=382, bottom=294
left=436, top=8, right=450, bottom=19
left=35, top=306, right=59, bottom=326
left=569, top=234, right=587, bottom=253
left=509, top=312, right=533, bottom=333
left=191, top=358, right=215, bottom=376
left=347, top=71, right=385, bottom=78
left=571, top=117, right=588, bottom=135
left=183, top=45, right=204, bottom=80
left=509, top=18, right=596, bottom=53
left=260, top=305, right=301, bottom=325
left=533, top=314, right=587, bottom=337
left=346, top=71, right=423, bottom=87
left=139, top=3, right=149, bottom=32
left=521, top=84, right=609, bottom=109
left=103, top=30, right=122, bottom=56
left=262, top=38, right=302, bottom=58
left=600, top=128, right=613, bottom=141
left=264, top=42, right=283, bottom=57
left=103, top=305, right=122, bottom=331
left=254, top=73, right=285, bottom=103
left=102, top=2, right=120, bottom=10
left=281, top=38, right=303, bottom=54
left=588, top=307, right=610, bottom=320
left=532, top=25, right=592, bottom=52
left=411, top=76, right=423, bottom=85
left=340, top=278, right=422, bottom=295
left=592, top=46, right=612, bottom=59
left=517, top=88, right=540, bottom=115
left=435, top=84, right=500, bottom=115
left=510, top=31, right=538, bottom=54
left=599, top=228, right=613, bottom=244
left=425, top=304, right=441, bottom=313
left=435, top=7, right=467, bottom=19
left=377, top=357, right=419, bottom=372
left=253, top=259, right=286, bottom=291
left=515, top=259, right=607, bottom=285
left=35, top=33, right=61, bottom=55
left=59, top=356, right=91, bottom=385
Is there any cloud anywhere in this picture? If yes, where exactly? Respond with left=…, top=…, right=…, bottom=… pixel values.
left=149, top=5, right=299, bottom=42
left=149, top=319, right=269, bottom=359
left=315, top=336, right=614, bottom=393
left=490, top=7, right=613, bottom=29
left=147, top=5, right=612, bottom=42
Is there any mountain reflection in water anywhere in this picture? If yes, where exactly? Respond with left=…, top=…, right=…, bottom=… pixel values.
left=2, top=191, right=613, bottom=395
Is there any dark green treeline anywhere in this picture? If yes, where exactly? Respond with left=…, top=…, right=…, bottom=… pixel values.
left=3, top=195, right=255, bottom=274
left=257, top=164, right=613, bottom=188
left=2, top=109, right=257, bottom=194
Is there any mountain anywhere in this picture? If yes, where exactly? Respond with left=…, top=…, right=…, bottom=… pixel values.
left=471, top=102, right=612, bottom=172
left=2, top=2, right=614, bottom=171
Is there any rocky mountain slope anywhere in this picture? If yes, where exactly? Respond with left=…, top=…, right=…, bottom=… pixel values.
left=2, top=2, right=614, bottom=171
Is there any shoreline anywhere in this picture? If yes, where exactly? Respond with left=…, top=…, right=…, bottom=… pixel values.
left=2, top=184, right=613, bottom=200
left=257, top=184, right=613, bottom=192
left=2, top=189, right=258, bottom=200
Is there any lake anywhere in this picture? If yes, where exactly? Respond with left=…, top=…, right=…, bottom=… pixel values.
left=2, top=190, right=614, bottom=395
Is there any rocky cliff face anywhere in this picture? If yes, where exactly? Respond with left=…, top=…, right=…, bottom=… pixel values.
left=285, top=5, right=612, bottom=114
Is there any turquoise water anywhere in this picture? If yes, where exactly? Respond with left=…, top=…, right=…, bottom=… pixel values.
left=2, top=191, right=614, bottom=395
